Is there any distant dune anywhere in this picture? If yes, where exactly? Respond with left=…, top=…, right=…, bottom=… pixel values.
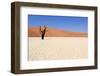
left=28, top=26, right=88, bottom=37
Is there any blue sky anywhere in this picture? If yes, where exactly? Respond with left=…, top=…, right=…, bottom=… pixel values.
left=28, top=15, right=88, bottom=33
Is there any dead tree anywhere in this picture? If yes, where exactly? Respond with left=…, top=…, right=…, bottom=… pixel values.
left=40, top=26, right=47, bottom=40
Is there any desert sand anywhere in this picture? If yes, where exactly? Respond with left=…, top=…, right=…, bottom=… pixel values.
left=28, top=37, right=88, bottom=61
left=28, top=26, right=88, bottom=61
left=28, top=26, right=88, bottom=37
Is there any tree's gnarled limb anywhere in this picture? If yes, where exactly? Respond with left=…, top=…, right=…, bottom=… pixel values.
left=39, top=26, right=47, bottom=40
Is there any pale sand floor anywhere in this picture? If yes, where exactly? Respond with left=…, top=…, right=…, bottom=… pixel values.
left=28, top=37, right=88, bottom=61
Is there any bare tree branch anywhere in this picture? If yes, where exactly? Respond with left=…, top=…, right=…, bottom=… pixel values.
left=39, top=26, right=48, bottom=40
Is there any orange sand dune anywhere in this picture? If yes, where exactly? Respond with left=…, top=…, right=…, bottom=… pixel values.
left=28, top=26, right=88, bottom=37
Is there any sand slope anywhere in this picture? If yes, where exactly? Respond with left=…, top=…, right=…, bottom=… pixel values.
left=28, top=26, right=88, bottom=37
